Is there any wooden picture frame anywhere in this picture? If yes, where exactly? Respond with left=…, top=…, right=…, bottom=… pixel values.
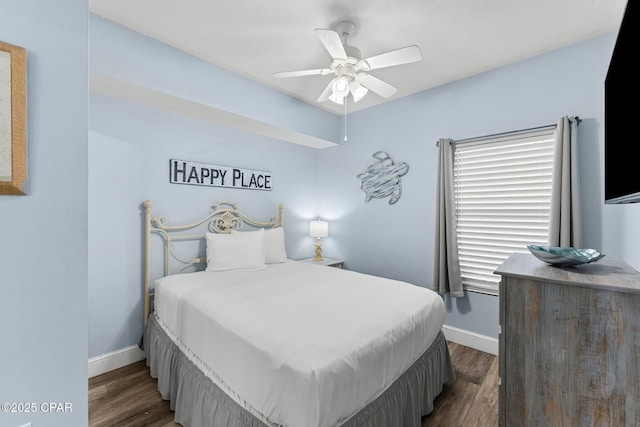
left=0, top=41, right=27, bottom=195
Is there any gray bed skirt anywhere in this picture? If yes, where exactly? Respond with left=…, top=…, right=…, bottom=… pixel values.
left=144, top=314, right=455, bottom=427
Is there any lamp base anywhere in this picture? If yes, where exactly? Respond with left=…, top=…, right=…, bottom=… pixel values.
left=313, top=238, right=324, bottom=261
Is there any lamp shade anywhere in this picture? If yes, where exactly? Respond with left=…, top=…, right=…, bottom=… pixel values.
left=309, top=220, right=328, bottom=238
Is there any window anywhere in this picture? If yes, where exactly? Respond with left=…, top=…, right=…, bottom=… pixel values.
left=453, top=127, right=556, bottom=295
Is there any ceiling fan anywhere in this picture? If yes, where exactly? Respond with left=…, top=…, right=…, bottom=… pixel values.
left=273, top=21, right=422, bottom=105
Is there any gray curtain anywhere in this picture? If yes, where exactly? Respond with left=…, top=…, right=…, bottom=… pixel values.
left=433, top=138, right=464, bottom=297
left=548, top=116, right=583, bottom=247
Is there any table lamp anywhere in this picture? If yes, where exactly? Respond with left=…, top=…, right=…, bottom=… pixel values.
left=309, top=220, right=329, bottom=261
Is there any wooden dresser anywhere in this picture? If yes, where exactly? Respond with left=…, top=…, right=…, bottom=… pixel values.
left=494, top=253, right=640, bottom=427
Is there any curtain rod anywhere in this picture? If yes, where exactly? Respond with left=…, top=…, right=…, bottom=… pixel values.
left=435, top=116, right=581, bottom=147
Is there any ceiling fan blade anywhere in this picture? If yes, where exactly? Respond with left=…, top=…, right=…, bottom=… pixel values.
left=317, top=78, right=336, bottom=102
left=315, top=29, right=348, bottom=60
left=358, top=74, right=398, bottom=98
left=361, top=45, right=422, bottom=71
left=273, top=68, right=332, bottom=78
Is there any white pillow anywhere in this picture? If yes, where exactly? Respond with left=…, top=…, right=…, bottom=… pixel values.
left=205, top=229, right=266, bottom=272
left=263, top=227, right=288, bottom=264
left=231, top=228, right=288, bottom=264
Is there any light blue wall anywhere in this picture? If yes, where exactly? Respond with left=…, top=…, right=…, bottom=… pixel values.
left=602, top=204, right=640, bottom=267
left=0, top=1, right=88, bottom=426
left=317, top=34, right=636, bottom=339
left=88, top=18, right=330, bottom=358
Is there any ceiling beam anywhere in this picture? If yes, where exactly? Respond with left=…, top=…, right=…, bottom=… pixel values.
left=90, top=73, right=338, bottom=150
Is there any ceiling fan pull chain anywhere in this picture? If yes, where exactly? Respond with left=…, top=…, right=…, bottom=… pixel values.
left=344, top=98, right=348, bottom=142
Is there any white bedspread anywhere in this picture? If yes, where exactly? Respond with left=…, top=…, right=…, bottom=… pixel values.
left=154, top=260, right=445, bottom=427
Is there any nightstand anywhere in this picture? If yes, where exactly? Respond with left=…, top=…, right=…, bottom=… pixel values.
left=299, top=257, right=344, bottom=269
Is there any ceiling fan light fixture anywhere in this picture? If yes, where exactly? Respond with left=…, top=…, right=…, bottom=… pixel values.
left=349, top=80, right=368, bottom=102
left=332, top=76, right=350, bottom=96
left=328, top=91, right=345, bottom=104
left=329, top=76, right=350, bottom=104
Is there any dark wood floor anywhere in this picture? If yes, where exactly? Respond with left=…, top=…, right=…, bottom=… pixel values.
left=89, top=341, right=498, bottom=427
left=422, top=342, right=499, bottom=426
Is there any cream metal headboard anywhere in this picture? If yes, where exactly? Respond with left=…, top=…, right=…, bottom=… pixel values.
left=142, top=200, right=285, bottom=325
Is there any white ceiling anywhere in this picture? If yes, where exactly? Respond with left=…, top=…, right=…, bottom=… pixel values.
left=90, top=0, right=626, bottom=116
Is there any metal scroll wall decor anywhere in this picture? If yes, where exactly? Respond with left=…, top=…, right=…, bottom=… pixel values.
left=357, top=151, right=409, bottom=205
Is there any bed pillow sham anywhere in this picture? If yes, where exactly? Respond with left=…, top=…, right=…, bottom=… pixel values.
left=231, top=227, right=288, bottom=264
left=206, top=229, right=266, bottom=272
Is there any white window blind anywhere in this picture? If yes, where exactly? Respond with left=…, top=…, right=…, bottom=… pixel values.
left=453, top=127, right=556, bottom=295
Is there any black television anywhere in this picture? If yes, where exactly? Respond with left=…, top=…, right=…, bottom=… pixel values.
left=605, top=0, right=639, bottom=203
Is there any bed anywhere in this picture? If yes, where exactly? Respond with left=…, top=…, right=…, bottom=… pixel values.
left=141, top=200, right=454, bottom=427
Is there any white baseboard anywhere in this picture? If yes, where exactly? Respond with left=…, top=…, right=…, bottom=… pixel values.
left=442, top=325, right=499, bottom=355
left=88, top=345, right=145, bottom=378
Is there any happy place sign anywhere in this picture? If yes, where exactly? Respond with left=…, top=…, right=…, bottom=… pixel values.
left=169, top=159, right=272, bottom=191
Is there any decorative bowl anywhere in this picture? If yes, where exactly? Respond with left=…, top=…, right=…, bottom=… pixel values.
left=527, top=245, right=605, bottom=267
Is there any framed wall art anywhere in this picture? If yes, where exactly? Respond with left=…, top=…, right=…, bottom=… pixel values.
left=0, top=41, right=26, bottom=195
